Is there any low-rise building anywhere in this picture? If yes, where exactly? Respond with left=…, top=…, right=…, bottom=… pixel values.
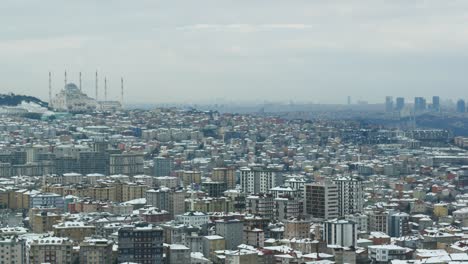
left=323, top=219, right=357, bottom=247
left=79, top=237, right=114, bottom=264
left=29, top=236, right=73, bottom=264
left=118, top=224, right=164, bottom=264
left=53, top=221, right=96, bottom=242
left=284, top=217, right=311, bottom=239
left=166, top=244, right=191, bottom=264
left=176, top=211, right=210, bottom=227
left=202, top=235, right=225, bottom=261
left=0, top=235, right=26, bottom=264
left=368, top=244, right=411, bottom=263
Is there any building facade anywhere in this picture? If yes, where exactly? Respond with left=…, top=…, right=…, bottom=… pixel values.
left=240, top=167, right=280, bottom=194
left=109, top=153, right=144, bottom=176
left=323, top=219, right=358, bottom=247
left=154, top=157, right=173, bottom=177
left=79, top=237, right=114, bottom=264
left=0, top=236, right=26, bottom=264
left=212, top=167, right=236, bottom=189
left=29, top=237, right=73, bottom=264
left=118, top=224, right=164, bottom=264
left=215, top=219, right=244, bottom=250
left=333, top=176, right=363, bottom=217
left=304, top=182, right=339, bottom=220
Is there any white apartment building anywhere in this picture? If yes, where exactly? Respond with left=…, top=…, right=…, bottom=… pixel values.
left=323, top=219, right=358, bottom=247
left=133, top=174, right=154, bottom=186
left=333, top=176, right=364, bottom=217
left=345, top=213, right=368, bottom=233
left=368, top=244, right=410, bottom=263
left=176, top=211, right=210, bottom=227
left=62, top=172, right=84, bottom=184
left=240, top=166, right=280, bottom=194
left=0, top=236, right=26, bottom=264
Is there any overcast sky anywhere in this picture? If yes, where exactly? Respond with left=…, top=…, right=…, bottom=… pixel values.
left=1, top=0, right=468, bottom=104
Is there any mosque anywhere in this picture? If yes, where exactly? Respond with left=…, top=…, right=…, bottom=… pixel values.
left=49, top=72, right=123, bottom=113
left=50, top=83, right=98, bottom=113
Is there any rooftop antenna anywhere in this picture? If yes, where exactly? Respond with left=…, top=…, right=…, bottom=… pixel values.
left=95, top=71, right=98, bottom=100
left=121, top=77, right=124, bottom=105
left=48, top=72, right=52, bottom=103
left=104, top=77, right=108, bottom=101
left=79, top=72, right=82, bottom=91
left=64, top=71, right=67, bottom=87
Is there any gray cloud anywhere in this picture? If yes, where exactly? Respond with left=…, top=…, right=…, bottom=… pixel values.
left=1, top=0, right=468, bottom=104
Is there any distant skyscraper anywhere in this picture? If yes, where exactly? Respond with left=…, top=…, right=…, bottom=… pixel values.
left=385, top=96, right=394, bottom=112
left=347, top=96, right=351, bottom=105
left=414, top=97, right=426, bottom=112
left=395, top=97, right=405, bottom=111
left=432, top=96, right=440, bottom=112
left=457, top=99, right=466, bottom=113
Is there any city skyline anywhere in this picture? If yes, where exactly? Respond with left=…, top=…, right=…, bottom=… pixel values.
left=13, top=71, right=468, bottom=106
left=2, top=2, right=468, bottom=263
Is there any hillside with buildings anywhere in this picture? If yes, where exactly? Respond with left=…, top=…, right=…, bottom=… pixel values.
left=0, top=107, right=467, bottom=263
left=0, top=93, right=47, bottom=107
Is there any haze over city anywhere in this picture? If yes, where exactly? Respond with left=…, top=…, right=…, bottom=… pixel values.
left=1, top=0, right=468, bottom=104
left=4, top=1, right=468, bottom=264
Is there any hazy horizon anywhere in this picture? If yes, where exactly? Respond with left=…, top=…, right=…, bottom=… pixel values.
left=1, top=0, right=468, bottom=104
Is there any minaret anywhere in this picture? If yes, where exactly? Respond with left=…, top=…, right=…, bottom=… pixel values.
left=48, top=72, right=52, bottom=103
left=190, top=188, right=196, bottom=211
left=95, top=71, right=98, bottom=100
left=121, top=77, right=124, bottom=105
left=79, top=72, right=82, bottom=91
left=64, top=71, right=67, bottom=87
left=104, top=77, right=108, bottom=101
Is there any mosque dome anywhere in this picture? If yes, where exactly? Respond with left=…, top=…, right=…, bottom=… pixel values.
left=64, top=83, right=80, bottom=92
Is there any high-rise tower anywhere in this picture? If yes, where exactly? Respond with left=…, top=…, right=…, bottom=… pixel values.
left=48, top=72, right=52, bottom=103
left=385, top=96, right=394, bottom=112
left=121, top=77, right=124, bottom=105
left=95, top=71, right=98, bottom=100
left=457, top=99, right=466, bottom=113
left=104, top=77, right=108, bottom=101
left=396, top=97, right=405, bottom=111
left=79, top=72, right=82, bottom=91
left=414, top=97, right=426, bottom=112
left=432, top=96, right=440, bottom=112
